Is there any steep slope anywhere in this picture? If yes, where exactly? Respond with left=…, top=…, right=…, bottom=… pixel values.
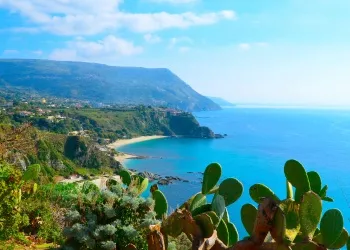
left=207, top=96, right=236, bottom=107
left=0, top=59, right=221, bottom=112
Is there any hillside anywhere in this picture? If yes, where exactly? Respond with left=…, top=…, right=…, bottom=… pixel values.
left=208, top=96, right=236, bottom=107
left=6, top=103, right=217, bottom=140
left=0, top=59, right=221, bottom=112
left=0, top=105, right=217, bottom=176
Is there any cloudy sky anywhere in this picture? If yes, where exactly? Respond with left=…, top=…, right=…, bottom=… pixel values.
left=1, top=0, right=350, bottom=105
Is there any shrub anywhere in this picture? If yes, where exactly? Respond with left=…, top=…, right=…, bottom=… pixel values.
left=0, top=162, right=30, bottom=240
left=62, top=180, right=157, bottom=250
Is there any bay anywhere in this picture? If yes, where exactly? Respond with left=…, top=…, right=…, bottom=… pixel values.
left=118, top=108, right=350, bottom=237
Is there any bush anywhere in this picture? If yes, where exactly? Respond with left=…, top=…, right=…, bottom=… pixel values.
left=62, top=181, right=158, bottom=250
left=0, top=162, right=29, bottom=240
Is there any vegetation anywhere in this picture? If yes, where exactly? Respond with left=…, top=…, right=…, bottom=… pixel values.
left=0, top=59, right=221, bottom=112
left=0, top=101, right=347, bottom=249
left=0, top=159, right=348, bottom=249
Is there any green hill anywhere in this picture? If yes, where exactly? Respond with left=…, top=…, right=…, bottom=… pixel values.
left=0, top=59, right=221, bottom=112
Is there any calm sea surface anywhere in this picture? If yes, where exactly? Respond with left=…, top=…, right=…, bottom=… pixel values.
left=118, top=108, right=350, bottom=237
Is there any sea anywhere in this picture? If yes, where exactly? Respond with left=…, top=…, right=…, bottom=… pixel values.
left=117, top=107, right=350, bottom=238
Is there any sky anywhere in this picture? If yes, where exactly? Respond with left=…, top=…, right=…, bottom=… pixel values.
left=1, top=0, right=350, bottom=105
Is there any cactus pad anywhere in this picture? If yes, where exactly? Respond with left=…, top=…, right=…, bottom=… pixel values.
left=249, top=183, right=280, bottom=204
left=271, top=206, right=286, bottom=243
left=152, top=190, right=168, bottom=219
left=320, top=209, right=344, bottom=247
left=328, top=228, right=348, bottom=249
left=227, top=222, right=239, bottom=246
left=212, top=194, right=226, bottom=220
left=191, top=204, right=212, bottom=217
left=119, top=170, right=131, bottom=186
left=319, top=185, right=328, bottom=198
left=194, top=213, right=214, bottom=238
left=219, top=178, right=243, bottom=206
left=279, top=199, right=300, bottom=242
left=189, top=193, right=207, bottom=212
left=217, top=219, right=229, bottom=246
left=287, top=181, right=294, bottom=199
left=299, top=191, right=322, bottom=238
left=284, top=160, right=310, bottom=195
left=138, top=178, right=149, bottom=195
left=307, top=171, right=322, bottom=195
left=241, top=203, right=257, bottom=236
left=205, top=211, right=220, bottom=227
left=223, top=208, right=230, bottom=223
left=202, top=163, right=222, bottom=194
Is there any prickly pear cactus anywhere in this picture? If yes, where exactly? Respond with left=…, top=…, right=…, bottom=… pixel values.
left=299, top=192, right=322, bottom=239
left=194, top=213, right=214, bottom=238
left=191, top=204, right=211, bottom=217
left=307, top=171, right=322, bottom=195
left=284, top=160, right=310, bottom=201
left=212, top=194, right=226, bottom=220
left=152, top=190, right=168, bottom=219
left=202, top=163, right=222, bottom=194
left=241, top=203, right=257, bottom=236
left=119, top=169, right=132, bottom=186
left=270, top=206, right=286, bottom=244
left=217, top=219, right=229, bottom=246
left=218, top=178, right=243, bottom=206
left=227, top=222, right=239, bottom=246
left=138, top=177, right=149, bottom=195
left=279, top=199, right=300, bottom=242
left=189, top=193, right=207, bottom=212
left=249, top=183, right=280, bottom=203
left=328, top=228, right=348, bottom=249
left=320, top=209, right=344, bottom=247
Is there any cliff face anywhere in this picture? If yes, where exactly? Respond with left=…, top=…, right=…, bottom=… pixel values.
left=168, top=113, right=215, bottom=138
left=58, top=108, right=216, bottom=139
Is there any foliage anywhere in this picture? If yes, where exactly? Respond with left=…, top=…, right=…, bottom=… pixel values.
left=62, top=178, right=157, bottom=250
left=0, top=162, right=29, bottom=240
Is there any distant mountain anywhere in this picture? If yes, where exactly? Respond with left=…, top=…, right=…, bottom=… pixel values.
left=208, top=96, right=236, bottom=107
left=0, top=59, right=221, bottom=112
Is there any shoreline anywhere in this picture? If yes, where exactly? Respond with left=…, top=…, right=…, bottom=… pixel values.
left=107, top=135, right=168, bottom=163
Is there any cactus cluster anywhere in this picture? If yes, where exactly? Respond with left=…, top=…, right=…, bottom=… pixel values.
left=149, top=162, right=244, bottom=249
left=240, top=159, right=347, bottom=250
left=145, top=160, right=349, bottom=250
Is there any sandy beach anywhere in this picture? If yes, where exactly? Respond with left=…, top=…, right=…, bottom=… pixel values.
left=107, top=135, right=168, bottom=163
left=107, top=135, right=168, bottom=149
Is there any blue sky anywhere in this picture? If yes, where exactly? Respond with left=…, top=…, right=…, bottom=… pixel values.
left=1, top=0, right=350, bottom=105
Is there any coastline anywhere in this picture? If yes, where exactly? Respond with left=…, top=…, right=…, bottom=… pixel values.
left=107, top=135, right=168, bottom=163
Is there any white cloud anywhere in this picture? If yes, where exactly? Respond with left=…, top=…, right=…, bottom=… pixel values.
left=144, top=34, right=162, bottom=44
left=238, top=43, right=251, bottom=51
left=238, top=42, right=269, bottom=50
left=0, top=0, right=236, bottom=35
left=49, top=35, right=143, bottom=61
left=169, top=36, right=193, bottom=48
left=3, top=49, right=19, bottom=55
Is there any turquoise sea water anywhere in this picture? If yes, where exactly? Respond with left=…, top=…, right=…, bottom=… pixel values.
left=118, top=108, right=350, bottom=237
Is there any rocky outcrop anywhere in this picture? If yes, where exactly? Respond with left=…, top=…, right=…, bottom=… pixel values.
left=137, top=170, right=188, bottom=186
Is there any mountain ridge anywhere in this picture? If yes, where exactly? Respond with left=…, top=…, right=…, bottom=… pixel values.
left=208, top=96, right=236, bottom=107
left=0, top=59, right=221, bottom=112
